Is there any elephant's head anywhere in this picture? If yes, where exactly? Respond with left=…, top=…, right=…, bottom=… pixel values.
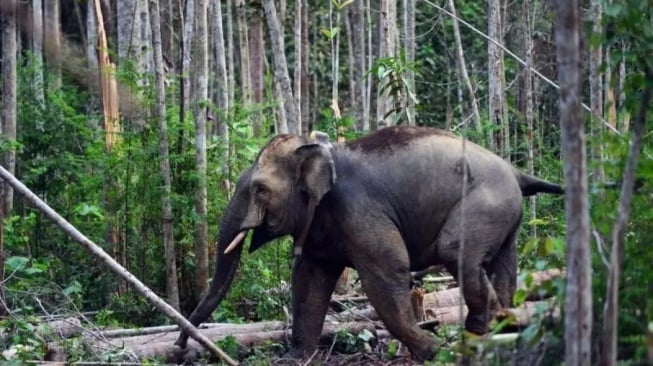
left=228, top=132, right=337, bottom=255
left=175, top=133, right=337, bottom=350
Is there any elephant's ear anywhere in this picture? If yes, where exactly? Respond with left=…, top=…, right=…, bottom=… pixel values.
left=294, top=143, right=336, bottom=202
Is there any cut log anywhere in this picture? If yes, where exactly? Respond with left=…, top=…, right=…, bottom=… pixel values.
left=84, top=321, right=377, bottom=362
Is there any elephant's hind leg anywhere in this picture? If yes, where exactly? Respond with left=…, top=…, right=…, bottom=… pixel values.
left=436, top=194, right=521, bottom=334
left=484, top=229, right=518, bottom=308
left=350, top=228, right=440, bottom=361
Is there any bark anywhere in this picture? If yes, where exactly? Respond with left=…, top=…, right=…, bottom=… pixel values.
left=262, top=0, right=299, bottom=134
left=375, top=0, right=397, bottom=128
left=191, top=0, right=210, bottom=300
left=293, top=0, right=302, bottom=135
left=235, top=0, right=251, bottom=104
left=364, top=0, right=372, bottom=131
left=329, top=0, right=341, bottom=113
left=249, top=10, right=265, bottom=137
left=1, top=0, right=17, bottom=215
left=488, top=0, right=508, bottom=156
left=301, top=1, right=310, bottom=134
left=553, top=2, right=592, bottom=365
left=226, top=0, right=236, bottom=107
left=116, top=0, right=152, bottom=74
left=403, top=0, right=416, bottom=125
left=349, top=0, right=366, bottom=132
left=523, top=1, right=536, bottom=237
left=179, top=0, right=194, bottom=151
left=605, top=47, right=617, bottom=131
left=600, top=69, right=653, bottom=366
left=44, top=0, right=61, bottom=87
left=0, top=168, right=4, bottom=317
left=149, top=0, right=180, bottom=312
left=589, top=0, right=605, bottom=183
left=618, top=48, right=629, bottom=131
left=86, top=0, right=99, bottom=69
left=212, top=0, right=230, bottom=149
left=447, top=0, right=482, bottom=134
left=0, top=166, right=237, bottom=366
left=32, top=0, right=45, bottom=107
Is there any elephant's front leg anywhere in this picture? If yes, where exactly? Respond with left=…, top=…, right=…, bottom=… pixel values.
left=291, top=256, right=343, bottom=357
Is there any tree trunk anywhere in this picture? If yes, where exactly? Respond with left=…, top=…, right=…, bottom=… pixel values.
left=589, top=0, right=604, bottom=183
left=553, top=2, right=592, bottom=365
left=600, top=68, right=653, bottom=366
left=488, top=0, right=508, bottom=156
left=191, top=0, right=210, bottom=300
left=249, top=10, right=265, bottom=137
left=212, top=0, right=230, bottom=150
left=618, top=48, right=629, bottom=131
left=262, top=0, right=299, bottom=134
left=32, top=0, right=45, bottom=107
left=364, top=0, right=372, bottom=131
left=1, top=0, right=17, bottom=215
left=149, top=0, right=180, bottom=312
left=349, top=0, right=365, bottom=132
left=329, top=0, right=341, bottom=115
left=86, top=0, right=99, bottom=69
left=179, top=0, right=194, bottom=155
left=447, top=0, right=482, bottom=134
left=226, top=0, right=235, bottom=106
left=294, top=0, right=302, bottom=135
left=376, top=0, right=397, bottom=128
left=44, top=0, right=61, bottom=88
left=403, top=0, right=416, bottom=125
left=235, top=0, right=251, bottom=105
left=522, top=1, right=536, bottom=237
left=300, top=0, right=310, bottom=135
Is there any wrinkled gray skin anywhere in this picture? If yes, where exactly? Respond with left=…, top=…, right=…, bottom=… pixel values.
left=174, top=126, right=563, bottom=361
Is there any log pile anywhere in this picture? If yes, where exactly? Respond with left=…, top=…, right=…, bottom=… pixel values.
left=31, top=269, right=562, bottom=363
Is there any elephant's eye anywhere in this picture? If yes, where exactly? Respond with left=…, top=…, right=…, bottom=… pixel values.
left=254, top=184, right=270, bottom=202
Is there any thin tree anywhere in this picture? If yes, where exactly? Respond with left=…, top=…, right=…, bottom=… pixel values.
left=293, top=0, right=302, bottom=134
left=349, top=0, right=366, bottom=132
left=212, top=1, right=230, bottom=148
left=226, top=0, right=235, bottom=105
left=191, top=0, right=210, bottom=300
left=522, top=1, right=536, bottom=237
left=32, top=0, right=45, bottom=107
left=589, top=0, right=604, bottom=182
left=554, top=1, right=592, bottom=365
left=2, top=0, right=17, bottom=215
left=488, top=0, right=508, bottom=156
left=249, top=9, right=265, bottom=137
left=235, top=0, right=251, bottom=105
left=180, top=0, right=194, bottom=148
left=376, top=0, right=397, bottom=128
left=262, top=0, right=299, bottom=134
left=149, top=0, right=180, bottom=311
left=447, top=0, right=482, bottom=134
left=300, top=0, right=310, bottom=134
left=403, top=0, right=416, bottom=125
left=86, top=0, right=98, bottom=69
left=44, top=0, right=61, bottom=87
left=600, top=68, right=653, bottom=366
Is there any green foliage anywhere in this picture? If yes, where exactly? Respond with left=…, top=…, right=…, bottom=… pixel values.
left=368, top=49, right=419, bottom=125
left=333, top=328, right=376, bottom=354
left=0, top=316, right=49, bottom=363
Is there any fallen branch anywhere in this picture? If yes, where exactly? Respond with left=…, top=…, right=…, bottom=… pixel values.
left=0, top=166, right=238, bottom=366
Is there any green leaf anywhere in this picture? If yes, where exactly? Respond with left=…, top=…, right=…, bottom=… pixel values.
left=5, top=256, right=30, bottom=272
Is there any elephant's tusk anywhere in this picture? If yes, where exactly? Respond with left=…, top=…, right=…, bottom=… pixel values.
left=224, top=231, right=247, bottom=254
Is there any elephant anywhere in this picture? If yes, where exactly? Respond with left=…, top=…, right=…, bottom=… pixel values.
left=173, top=125, right=563, bottom=361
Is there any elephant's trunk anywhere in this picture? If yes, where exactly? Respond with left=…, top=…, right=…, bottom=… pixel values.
left=174, top=171, right=253, bottom=350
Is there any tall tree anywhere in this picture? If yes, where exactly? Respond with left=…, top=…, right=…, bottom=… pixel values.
left=554, top=1, right=592, bottom=365
left=149, top=0, right=180, bottom=311
left=86, top=0, right=99, bottom=69
left=589, top=0, right=604, bottom=182
left=212, top=0, right=230, bottom=146
left=376, top=0, right=397, bottom=128
left=191, top=0, right=210, bottom=300
left=235, top=0, right=251, bottom=105
left=488, top=0, right=508, bottom=156
left=226, top=0, right=235, bottom=106
left=2, top=0, right=17, bottom=215
left=262, top=0, right=299, bottom=134
left=522, top=1, right=536, bottom=237
left=32, top=0, right=45, bottom=107
left=349, top=0, right=366, bottom=132
left=293, top=0, right=302, bottom=135
left=249, top=9, right=265, bottom=137
left=44, top=0, right=61, bottom=87
left=116, top=0, right=152, bottom=74
left=600, top=68, right=653, bottom=366
left=447, top=0, right=482, bottom=134
left=402, top=0, right=416, bottom=125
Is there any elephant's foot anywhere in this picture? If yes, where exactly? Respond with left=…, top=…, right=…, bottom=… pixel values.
left=406, top=335, right=443, bottom=361
left=170, top=344, right=199, bottom=365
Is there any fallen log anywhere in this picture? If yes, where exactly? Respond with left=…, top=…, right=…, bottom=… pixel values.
left=84, top=321, right=377, bottom=362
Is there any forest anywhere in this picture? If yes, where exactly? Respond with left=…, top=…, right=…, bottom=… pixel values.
left=0, top=0, right=652, bottom=364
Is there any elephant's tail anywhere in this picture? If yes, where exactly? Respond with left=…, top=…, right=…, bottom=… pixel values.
left=515, top=170, right=564, bottom=197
